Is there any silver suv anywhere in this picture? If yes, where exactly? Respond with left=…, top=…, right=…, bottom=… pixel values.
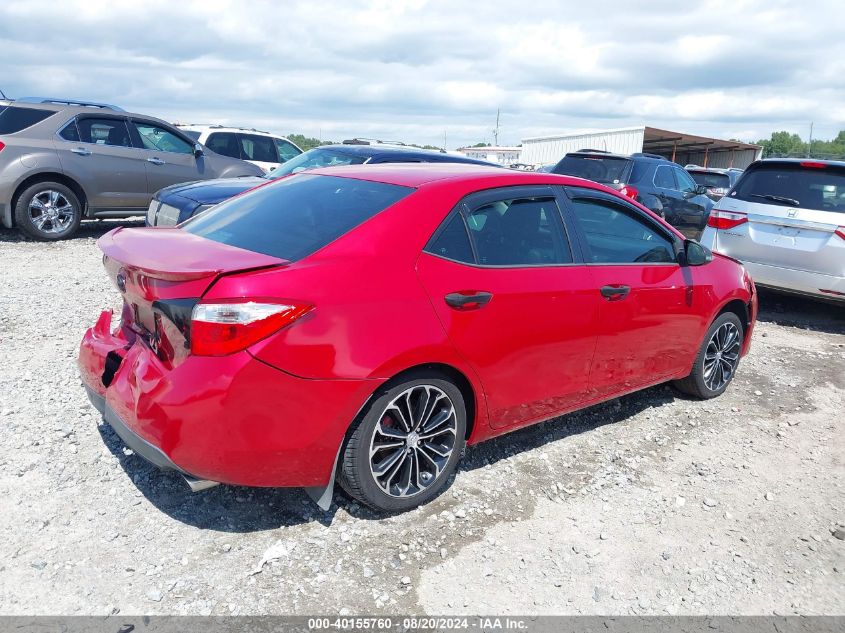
left=0, top=98, right=263, bottom=240
left=700, top=158, right=845, bottom=301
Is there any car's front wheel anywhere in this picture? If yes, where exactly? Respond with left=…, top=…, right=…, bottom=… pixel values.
left=14, top=182, right=82, bottom=241
left=339, top=372, right=467, bottom=512
left=674, top=312, right=744, bottom=399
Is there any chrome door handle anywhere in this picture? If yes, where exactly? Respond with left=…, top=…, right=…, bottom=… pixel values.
left=146, top=157, right=165, bottom=165
left=70, top=147, right=91, bottom=156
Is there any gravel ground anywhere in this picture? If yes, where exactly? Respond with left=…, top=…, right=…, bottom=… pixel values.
left=0, top=222, right=843, bottom=616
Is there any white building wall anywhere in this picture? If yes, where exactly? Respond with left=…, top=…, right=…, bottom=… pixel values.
left=520, top=127, right=646, bottom=166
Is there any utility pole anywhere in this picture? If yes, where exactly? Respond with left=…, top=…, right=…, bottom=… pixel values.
left=444, top=130, right=447, bottom=150
left=807, top=122, right=813, bottom=158
left=493, top=109, right=500, bottom=146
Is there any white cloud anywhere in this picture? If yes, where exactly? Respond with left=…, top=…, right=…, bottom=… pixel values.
left=1, top=0, right=842, bottom=147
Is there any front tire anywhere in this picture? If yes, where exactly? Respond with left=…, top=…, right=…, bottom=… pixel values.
left=674, top=312, right=744, bottom=399
left=14, top=182, right=82, bottom=241
left=339, top=372, right=467, bottom=513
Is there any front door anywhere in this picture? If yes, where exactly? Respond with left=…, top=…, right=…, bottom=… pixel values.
left=129, top=119, right=209, bottom=194
left=562, top=188, right=700, bottom=400
left=416, top=186, right=601, bottom=430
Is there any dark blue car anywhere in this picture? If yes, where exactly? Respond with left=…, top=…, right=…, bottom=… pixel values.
left=146, top=142, right=496, bottom=226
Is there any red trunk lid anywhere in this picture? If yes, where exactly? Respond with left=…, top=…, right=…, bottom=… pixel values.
left=98, top=227, right=288, bottom=363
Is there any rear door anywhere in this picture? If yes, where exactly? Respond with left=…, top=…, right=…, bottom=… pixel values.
left=713, top=161, right=845, bottom=277
left=415, top=185, right=601, bottom=430
left=55, top=115, right=149, bottom=209
left=129, top=119, right=208, bottom=194
left=561, top=187, right=699, bottom=399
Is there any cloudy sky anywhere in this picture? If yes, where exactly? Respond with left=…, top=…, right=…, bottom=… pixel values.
left=2, top=0, right=842, bottom=148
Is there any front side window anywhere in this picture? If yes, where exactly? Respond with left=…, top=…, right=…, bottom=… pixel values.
left=674, top=168, right=698, bottom=193
left=570, top=198, right=676, bottom=264
left=464, top=196, right=571, bottom=266
left=182, top=174, right=413, bottom=261
left=653, top=165, right=676, bottom=190
left=133, top=121, right=193, bottom=154
left=275, top=139, right=302, bottom=162
left=77, top=118, right=131, bottom=147
left=240, top=134, right=278, bottom=163
left=265, top=147, right=368, bottom=179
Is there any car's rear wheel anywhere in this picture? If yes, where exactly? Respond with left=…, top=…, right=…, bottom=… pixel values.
left=339, top=372, right=466, bottom=512
left=14, top=182, right=82, bottom=241
left=674, top=312, right=744, bottom=399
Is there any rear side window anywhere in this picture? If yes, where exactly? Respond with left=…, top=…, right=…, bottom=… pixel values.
left=77, top=118, right=132, bottom=147
left=205, top=132, right=240, bottom=158
left=182, top=174, right=413, bottom=261
left=731, top=163, right=845, bottom=213
left=240, top=134, right=278, bottom=162
left=653, top=165, right=676, bottom=189
left=465, top=196, right=572, bottom=266
left=425, top=213, right=474, bottom=263
left=553, top=155, right=632, bottom=185
left=570, top=198, right=676, bottom=264
left=0, top=106, right=56, bottom=134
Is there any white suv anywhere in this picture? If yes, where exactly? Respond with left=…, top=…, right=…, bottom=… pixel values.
left=175, top=125, right=302, bottom=173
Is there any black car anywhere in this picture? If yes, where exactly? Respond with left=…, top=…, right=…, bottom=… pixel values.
left=551, top=150, right=714, bottom=238
left=146, top=142, right=497, bottom=226
left=686, top=166, right=743, bottom=201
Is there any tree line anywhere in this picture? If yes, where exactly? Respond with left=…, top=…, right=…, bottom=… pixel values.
left=755, top=130, right=845, bottom=159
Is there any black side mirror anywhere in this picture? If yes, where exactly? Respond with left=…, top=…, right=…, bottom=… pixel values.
left=694, top=184, right=708, bottom=195
left=193, top=143, right=204, bottom=158
left=683, top=239, right=713, bottom=266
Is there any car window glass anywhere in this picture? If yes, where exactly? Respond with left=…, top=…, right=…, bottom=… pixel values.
left=653, top=165, right=676, bottom=189
left=690, top=171, right=730, bottom=188
left=275, top=139, right=301, bottom=162
left=241, top=134, right=278, bottom=163
left=76, top=118, right=132, bottom=147
left=425, top=213, right=474, bottom=263
left=266, top=147, right=368, bottom=178
left=570, top=198, right=676, bottom=264
left=0, top=106, right=56, bottom=134
left=675, top=168, right=697, bottom=193
left=731, top=164, right=845, bottom=213
left=465, top=196, right=571, bottom=266
left=133, top=122, right=193, bottom=154
left=59, top=120, right=80, bottom=142
left=182, top=130, right=201, bottom=141
left=206, top=132, right=240, bottom=158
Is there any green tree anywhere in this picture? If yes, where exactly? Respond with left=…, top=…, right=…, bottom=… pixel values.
left=755, top=131, right=806, bottom=158
left=287, top=134, right=335, bottom=151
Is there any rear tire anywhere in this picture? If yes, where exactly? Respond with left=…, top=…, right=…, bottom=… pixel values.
left=674, top=312, right=744, bottom=399
left=339, top=372, right=466, bottom=513
left=14, top=182, right=82, bottom=241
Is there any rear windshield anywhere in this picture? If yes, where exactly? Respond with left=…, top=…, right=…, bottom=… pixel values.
left=553, top=154, right=632, bottom=184
left=731, top=162, right=845, bottom=213
left=689, top=171, right=731, bottom=188
left=266, top=147, right=369, bottom=180
left=0, top=106, right=57, bottom=134
left=182, top=174, right=413, bottom=261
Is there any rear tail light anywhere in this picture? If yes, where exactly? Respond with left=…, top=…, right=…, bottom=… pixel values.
left=707, top=210, right=748, bottom=230
left=190, top=300, right=312, bottom=356
left=835, top=227, right=845, bottom=241
left=619, top=185, right=638, bottom=200
left=0, top=140, right=5, bottom=152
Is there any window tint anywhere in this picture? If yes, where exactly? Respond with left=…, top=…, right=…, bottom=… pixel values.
left=653, top=165, right=676, bottom=189
left=205, top=132, right=240, bottom=158
left=275, top=138, right=301, bottom=162
left=266, top=147, right=368, bottom=179
left=133, top=122, right=193, bottom=154
left=0, top=106, right=56, bottom=134
left=731, top=163, right=845, bottom=213
left=674, top=168, right=697, bottom=193
left=553, top=155, right=632, bottom=185
left=59, top=120, right=80, bottom=142
left=240, top=134, right=278, bottom=162
left=570, top=198, right=676, bottom=264
left=464, top=196, right=571, bottom=266
left=629, top=160, right=650, bottom=183
left=689, top=171, right=731, bottom=188
left=182, top=174, right=413, bottom=261
left=426, top=213, right=474, bottom=263
left=77, top=118, right=132, bottom=147
left=182, top=130, right=201, bottom=141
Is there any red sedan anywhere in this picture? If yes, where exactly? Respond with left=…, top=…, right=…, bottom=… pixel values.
left=79, top=164, right=756, bottom=512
